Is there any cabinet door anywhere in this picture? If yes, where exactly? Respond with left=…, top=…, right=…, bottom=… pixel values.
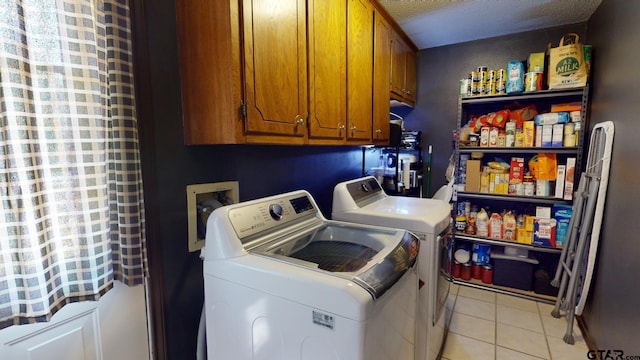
left=390, top=31, right=406, bottom=99
left=372, top=11, right=391, bottom=144
left=242, top=0, right=308, bottom=143
left=404, top=48, right=417, bottom=105
left=308, top=0, right=347, bottom=142
left=347, top=0, right=374, bottom=142
left=177, top=0, right=242, bottom=144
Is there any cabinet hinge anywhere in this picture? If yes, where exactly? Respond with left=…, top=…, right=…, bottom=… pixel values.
left=240, top=101, right=247, bottom=120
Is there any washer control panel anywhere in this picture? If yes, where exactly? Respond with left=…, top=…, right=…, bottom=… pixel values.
left=228, top=192, right=318, bottom=242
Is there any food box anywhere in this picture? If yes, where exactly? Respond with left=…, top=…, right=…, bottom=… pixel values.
left=564, top=157, right=576, bottom=200
left=541, top=124, right=553, bottom=147
left=533, top=218, right=557, bottom=247
left=552, top=124, right=564, bottom=147
left=491, top=248, right=539, bottom=291
left=509, top=157, right=524, bottom=185
left=465, top=160, right=481, bottom=192
left=553, top=204, right=573, bottom=248
left=528, top=52, right=545, bottom=73
left=523, top=121, right=535, bottom=147
left=555, top=165, right=566, bottom=198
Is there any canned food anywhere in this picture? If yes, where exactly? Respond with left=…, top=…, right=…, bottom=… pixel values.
left=481, top=71, right=488, bottom=83
left=482, top=265, right=493, bottom=284
left=472, top=264, right=483, bottom=279
left=488, top=80, right=497, bottom=95
left=477, top=66, right=488, bottom=72
left=488, top=70, right=497, bottom=82
left=460, top=262, right=472, bottom=280
left=496, top=81, right=506, bottom=94
left=471, top=82, right=480, bottom=95
left=471, top=71, right=480, bottom=82
left=496, top=69, right=507, bottom=81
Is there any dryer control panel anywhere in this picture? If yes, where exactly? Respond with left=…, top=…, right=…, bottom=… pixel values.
left=228, top=192, right=320, bottom=242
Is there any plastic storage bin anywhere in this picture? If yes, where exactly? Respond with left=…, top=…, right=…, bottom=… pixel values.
left=491, top=248, right=539, bottom=291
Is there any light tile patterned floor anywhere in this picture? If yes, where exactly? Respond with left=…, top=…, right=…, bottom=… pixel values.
left=441, top=285, right=590, bottom=360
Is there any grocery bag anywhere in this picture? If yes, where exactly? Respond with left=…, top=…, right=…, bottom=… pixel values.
left=547, top=33, right=588, bottom=89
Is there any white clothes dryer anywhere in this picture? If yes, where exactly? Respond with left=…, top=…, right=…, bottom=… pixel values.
left=202, top=190, right=420, bottom=360
left=332, top=176, right=452, bottom=360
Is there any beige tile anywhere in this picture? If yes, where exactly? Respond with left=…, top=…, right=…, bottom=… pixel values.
left=497, top=293, right=539, bottom=313
left=540, top=313, right=581, bottom=339
left=497, top=305, right=544, bottom=333
left=497, top=346, right=547, bottom=360
left=449, top=283, right=460, bottom=295
left=537, top=301, right=556, bottom=315
left=449, top=311, right=495, bottom=344
left=458, top=285, right=496, bottom=303
left=497, top=323, right=550, bottom=359
left=546, top=334, right=590, bottom=360
left=441, top=332, right=495, bottom=360
left=454, top=296, right=496, bottom=321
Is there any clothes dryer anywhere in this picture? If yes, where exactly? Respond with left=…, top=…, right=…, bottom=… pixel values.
left=332, top=176, right=452, bottom=360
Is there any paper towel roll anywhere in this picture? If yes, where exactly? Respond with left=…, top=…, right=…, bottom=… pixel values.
left=403, top=162, right=411, bottom=188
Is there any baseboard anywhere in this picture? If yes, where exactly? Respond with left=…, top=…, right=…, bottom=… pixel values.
left=576, top=315, right=599, bottom=359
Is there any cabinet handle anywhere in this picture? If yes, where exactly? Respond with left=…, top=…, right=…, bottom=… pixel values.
left=338, top=124, right=346, bottom=130
left=296, top=118, right=304, bottom=126
left=375, top=129, right=382, bottom=134
left=351, top=125, right=357, bottom=131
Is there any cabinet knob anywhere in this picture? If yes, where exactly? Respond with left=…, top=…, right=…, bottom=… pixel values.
left=338, top=124, right=346, bottom=130
left=375, top=129, right=382, bottom=134
left=296, top=118, right=305, bottom=126
left=351, top=125, right=357, bottom=131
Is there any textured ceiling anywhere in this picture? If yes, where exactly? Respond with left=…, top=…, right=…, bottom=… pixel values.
left=378, top=0, right=603, bottom=49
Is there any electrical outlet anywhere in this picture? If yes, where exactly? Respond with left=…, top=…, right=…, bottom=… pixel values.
left=186, top=181, right=239, bottom=252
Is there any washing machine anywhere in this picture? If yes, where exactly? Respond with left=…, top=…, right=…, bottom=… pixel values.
left=332, top=176, right=452, bottom=360
left=202, top=190, right=420, bottom=360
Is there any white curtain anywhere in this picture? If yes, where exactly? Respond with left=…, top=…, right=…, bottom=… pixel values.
left=0, top=0, right=146, bottom=328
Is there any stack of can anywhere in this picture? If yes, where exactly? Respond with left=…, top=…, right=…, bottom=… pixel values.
left=466, top=67, right=507, bottom=96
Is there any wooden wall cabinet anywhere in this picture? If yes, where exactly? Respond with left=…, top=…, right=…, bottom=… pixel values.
left=307, top=0, right=348, bottom=143
left=346, top=0, right=374, bottom=144
left=177, top=0, right=411, bottom=146
left=390, top=31, right=417, bottom=106
left=372, top=10, right=392, bottom=144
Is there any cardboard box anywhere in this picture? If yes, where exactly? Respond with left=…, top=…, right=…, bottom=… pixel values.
left=528, top=52, right=545, bottom=73
left=509, top=157, right=524, bottom=184
left=552, top=123, right=564, bottom=147
left=554, top=204, right=572, bottom=248
left=524, top=121, right=536, bottom=147
left=564, top=157, right=576, bottom=200
left=535, top=206, right=552, bottom=219
left=533, top=218, right=557, bottom=248
left=465, top=160, right=481, bottom=192
left=555, top=165, right=566, bottom=198
left=541, top=125, right=553, bottom=147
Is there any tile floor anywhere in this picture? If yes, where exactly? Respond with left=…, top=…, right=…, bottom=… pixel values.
left=441, top=284, right=590, bottom=360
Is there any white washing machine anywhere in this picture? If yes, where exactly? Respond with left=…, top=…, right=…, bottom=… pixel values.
left=332, top=176, right=452, bottom=360
left=202, top=190, right=420, bottom=360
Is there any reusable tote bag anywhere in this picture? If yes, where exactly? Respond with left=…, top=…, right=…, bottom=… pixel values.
left=548, top=33, right=588, bottom=89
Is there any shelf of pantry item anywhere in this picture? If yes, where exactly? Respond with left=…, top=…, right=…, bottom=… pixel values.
left=460, top=88, right=586, bottom=104
left=458, top=147, right=579, bottom=155
left=454, top=233, right=562, bottom=254
left=456, top=191, right=572, bottom=205
left=452, top=277, right=557, bottom=304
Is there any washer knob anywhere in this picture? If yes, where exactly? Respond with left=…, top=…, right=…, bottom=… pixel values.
left=269, top=204, right=283, bottom=220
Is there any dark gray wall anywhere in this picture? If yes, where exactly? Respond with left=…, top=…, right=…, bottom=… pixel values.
left=406, top=25, right=587, bottom=196
left=411, top=0, right=640, bottom=353
left=581, top=0, right=640, bottom=353
left=137, top=1, right=362, bottom=358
